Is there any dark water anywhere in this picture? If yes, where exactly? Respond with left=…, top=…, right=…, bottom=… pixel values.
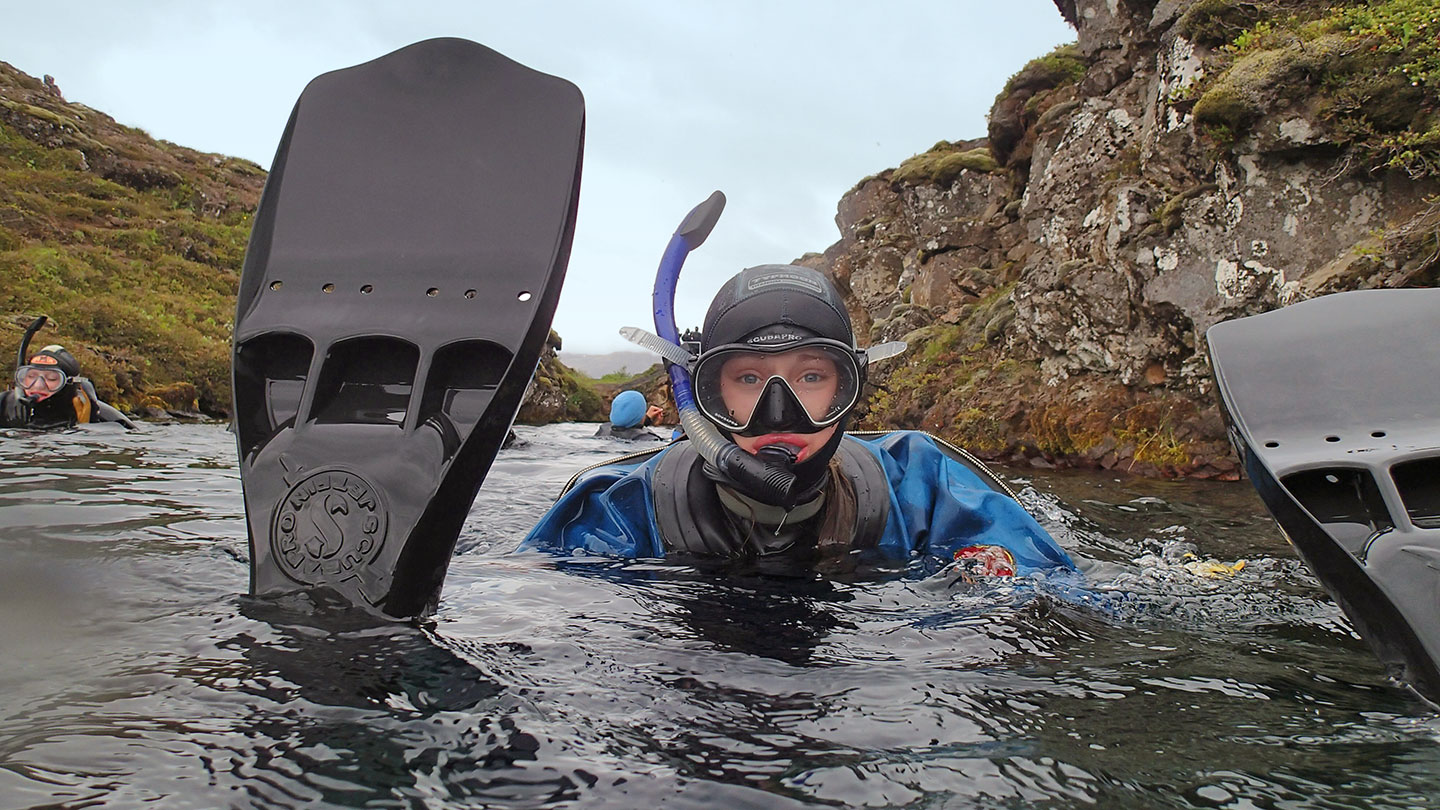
left=2, top=423, right=1438, bottom=809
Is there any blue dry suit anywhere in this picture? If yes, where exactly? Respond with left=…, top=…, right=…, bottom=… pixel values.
left=521, top=430, right=1074, bottom=575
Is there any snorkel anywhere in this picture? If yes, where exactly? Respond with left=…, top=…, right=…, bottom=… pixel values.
left=622, top=191, right=804, bottom=507
left=13, top=315, right=48, bottom=399
left=15, top=316, right=47, bottom=373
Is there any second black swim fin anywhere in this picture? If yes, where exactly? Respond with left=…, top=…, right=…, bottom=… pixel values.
left=1208, top=288, right=1440, bottom=703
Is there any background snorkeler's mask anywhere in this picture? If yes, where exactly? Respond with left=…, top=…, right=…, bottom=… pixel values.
left=14, top=364, right=69, bottom=400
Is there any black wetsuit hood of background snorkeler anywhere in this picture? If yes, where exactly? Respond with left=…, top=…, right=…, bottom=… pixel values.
left=27, top=344, right=81, bottom=394
left=696, top=264, right=861, bottom=506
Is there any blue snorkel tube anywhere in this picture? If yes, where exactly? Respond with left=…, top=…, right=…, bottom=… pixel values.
left=622, top=191, right=803, bottom=507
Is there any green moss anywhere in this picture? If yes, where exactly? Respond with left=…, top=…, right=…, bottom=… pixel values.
left=1001, top=43, right=1087, bottom=95
left=1194, top=39, right=1343, bottom=136
left=1178, top=0, right=1264, bottom=47
left=892, top=143, right=1000, bottom=186
left=1189, top=1, right=1440, bottom=174
left=1154, top=183, right=1219, bottom=234
left=557, top=365, right=606, bottom=417
left=0, top=98, right=80, bottom=132
left=1192, top=83, right=1256, bottom=135
left=952, top=408, right=1010, bottom=454
left=566, top=386, right=603, bottom=413
left=218, top=157, right=267, bottom=177
left=916, top=324, right=964, bottom=363
left=1104, top=145, right=1143, bottom=182
left=1, top=126, right=82, bottom=172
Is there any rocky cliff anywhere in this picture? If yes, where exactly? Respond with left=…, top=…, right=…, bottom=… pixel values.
left=808, top=0, right=1439, bottom=479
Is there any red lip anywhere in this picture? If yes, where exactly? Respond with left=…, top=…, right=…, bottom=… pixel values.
left=752, top=433, right=810, bottom=461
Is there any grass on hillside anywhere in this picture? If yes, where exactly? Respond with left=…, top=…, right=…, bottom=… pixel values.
left=0, top=79, right=257, bottom=414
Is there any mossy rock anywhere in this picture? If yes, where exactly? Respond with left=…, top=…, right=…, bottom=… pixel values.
left=1001, top=43, right=1087, bottom=96
left=144, top=381, right=199, bottom=411
left=1177, top=0, right=1264, bottom=47
left=1189, top=3, right=1440, bottom=172
left=892, top=144, right=999, bottom=186
left=1154, top=184, right=1219, bottom=235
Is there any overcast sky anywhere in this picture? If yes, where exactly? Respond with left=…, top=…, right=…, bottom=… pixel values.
left=2, top=1, right=1074, bottom=355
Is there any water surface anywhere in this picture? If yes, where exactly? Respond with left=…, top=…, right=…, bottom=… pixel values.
left=2, top=423, right=1437, bottom=809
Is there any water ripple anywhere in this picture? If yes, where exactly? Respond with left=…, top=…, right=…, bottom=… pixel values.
left=1, top=423, right=1438, bottom=808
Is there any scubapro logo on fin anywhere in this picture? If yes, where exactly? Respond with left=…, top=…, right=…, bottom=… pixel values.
left=272, top=469, right=388, bottom=586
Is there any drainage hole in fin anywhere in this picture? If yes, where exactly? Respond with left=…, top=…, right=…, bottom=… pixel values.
left=233, top=332, right=314, bottom=457
left=322, top=283, right=335, bottom=293
left=426, top=288, right=439, bottom=297
left=1325, top=435, right=1341, bottom=443
left=464, top=289, right=477, bottom=299
left=1265, top=441, right=1280, bottom=448
left=1372, top=430, right=1387, bottom=438
left=518, top=291, right=533, bottom=302
left=361, top=284, right=373, bottom=295
left=270, top=281, right=283, bottom=291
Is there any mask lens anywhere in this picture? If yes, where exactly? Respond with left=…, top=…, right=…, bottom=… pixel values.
left=693, top=342, right=860, bottom=432
left=16, top=365, right=66, bottom=393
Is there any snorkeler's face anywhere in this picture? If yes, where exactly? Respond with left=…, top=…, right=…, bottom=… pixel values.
left=693, top=338, right=861, bottom=437
left=15, top=364, right=68, bottom=402
left=716, top=349, right=842, bottom=461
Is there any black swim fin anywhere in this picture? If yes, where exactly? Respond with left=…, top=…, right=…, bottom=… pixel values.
left=232, top=38, right=583, bottom=617
left=1207, top=288, right=1440, bottom=703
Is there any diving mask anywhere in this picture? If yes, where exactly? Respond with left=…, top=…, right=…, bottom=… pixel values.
left=15, top=364, right=69, bottom=399
left=691, top=338, right=863, bottom=436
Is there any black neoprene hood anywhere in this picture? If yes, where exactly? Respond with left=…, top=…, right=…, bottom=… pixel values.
left=29, top=345, right=80, bottom=377
left=702, top=265, right=855, bottom=349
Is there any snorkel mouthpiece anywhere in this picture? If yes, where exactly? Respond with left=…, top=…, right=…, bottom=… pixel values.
left=717, top=442, right=804, bottom=507
left=756, top=443, right=799, bottom=465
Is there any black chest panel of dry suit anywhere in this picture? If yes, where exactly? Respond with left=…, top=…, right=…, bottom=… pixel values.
left=651, top=437, right=891, bottom=559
